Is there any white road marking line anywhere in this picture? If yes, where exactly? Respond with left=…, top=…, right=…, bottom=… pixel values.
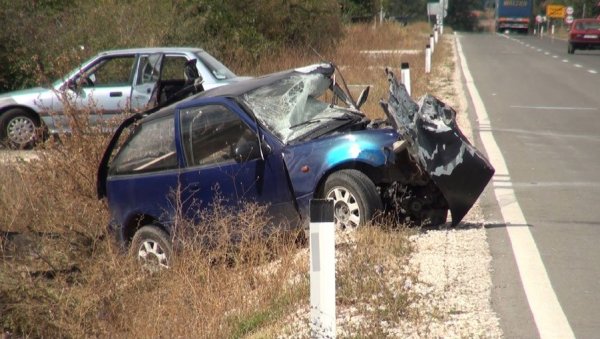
left=589, top=70, right=598, bottom=74
left=574, top=64, right=583, bottom=68
left=552, top=55, right=558, bottom=58
left=537, top=48, right=543, bottom=52
left=562, top=59, right=569, bottom=62
left=455, top=33, right=575, bottom=339
left=508, top=181, right=600, bottom=188
left=486, top=127, right=600, bottom=142
left=510, top=105, right=597, bottom=110
left=544, top=52, right=550, bottom=55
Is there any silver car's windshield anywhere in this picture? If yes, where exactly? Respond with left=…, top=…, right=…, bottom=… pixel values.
left=242, top=73, right=354, bottom=143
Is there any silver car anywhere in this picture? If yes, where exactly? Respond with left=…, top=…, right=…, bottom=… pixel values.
left=0, top=47, right=246, bottom=148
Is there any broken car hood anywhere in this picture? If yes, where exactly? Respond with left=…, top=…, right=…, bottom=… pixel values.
left=380, top=69, right=494, bottom=225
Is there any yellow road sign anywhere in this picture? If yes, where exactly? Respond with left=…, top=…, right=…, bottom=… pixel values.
left=546, top=4, right=566, bottom=18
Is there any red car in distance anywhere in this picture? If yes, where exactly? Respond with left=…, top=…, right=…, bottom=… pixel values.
left=568, top=18, right=600, bottom=54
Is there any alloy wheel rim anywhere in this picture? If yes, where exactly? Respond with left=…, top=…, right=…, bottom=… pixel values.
left=138, top=239, right=169, bottom=270
left=7, top=116, right=36, bottom=145
left=327, top=186, right=361, bottom=229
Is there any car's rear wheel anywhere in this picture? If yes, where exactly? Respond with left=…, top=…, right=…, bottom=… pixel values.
left=568, top=43, right=575, bottom=54
left=131, top=225, right=173, bottom=271
left=0, top=108, right=41, bottom=149
left=322, top=170, right=382, bottom=230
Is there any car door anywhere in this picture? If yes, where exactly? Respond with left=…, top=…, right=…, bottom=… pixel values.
left=131, top=53, right=194, bottom=110
left=71, top=54, right=137, bottom=125
left=131, top=53, right=163, bottom=110
left=176, top=100, right=299, bottom=229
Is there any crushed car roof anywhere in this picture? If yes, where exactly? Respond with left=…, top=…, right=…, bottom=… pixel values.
left=197, top=63, right=335, bottom=99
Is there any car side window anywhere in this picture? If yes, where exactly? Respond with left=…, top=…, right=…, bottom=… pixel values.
left=180, top=104, right=258, bottom=167
left=82, top=56, right=135, bottom=88
left=136, top=54, right=162, bottom=85
left=110, top=116, right=178, bottom=175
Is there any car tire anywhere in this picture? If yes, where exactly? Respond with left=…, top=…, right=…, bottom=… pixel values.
left=0, top=108, right=41, bottom=149
left=321, top=169, right=382, bottom=229
left=568, top=43, right=575, bottom=54
left=131, top=225, right=173, bottom=270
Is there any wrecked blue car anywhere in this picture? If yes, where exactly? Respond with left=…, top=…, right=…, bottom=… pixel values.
left=97, top=63, right=494, bottom=267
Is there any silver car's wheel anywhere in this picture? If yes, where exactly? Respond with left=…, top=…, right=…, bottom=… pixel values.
left=131, top=225, right=172, bottom=271
left=7, top=115, right=36, bottom=145
left=322, top=170, right=382, bottom=230
left=0, top=108, right=40, bottom=148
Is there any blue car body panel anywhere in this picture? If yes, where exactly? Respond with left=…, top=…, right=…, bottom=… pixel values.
left=281, top=129, right=399, bottom=217
left=106, top=170, right=180, bottom=233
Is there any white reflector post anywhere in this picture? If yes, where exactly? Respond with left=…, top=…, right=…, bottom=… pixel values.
left=430, top=34, right=435, bottom=53
left=310, top=199, right=336, bottom=338
left=425, top=45, right=431, bottom=74
left=434, top=28, right=438, bottom=44
left=551, top=24, right=555, bottom=35
left=401, top=62, right=411, bottom=96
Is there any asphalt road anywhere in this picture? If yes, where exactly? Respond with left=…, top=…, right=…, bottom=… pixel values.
left=458, top=33, right=600, bottom=339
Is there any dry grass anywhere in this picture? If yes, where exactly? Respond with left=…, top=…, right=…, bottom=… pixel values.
left=0, top=22, right=455, bottom=337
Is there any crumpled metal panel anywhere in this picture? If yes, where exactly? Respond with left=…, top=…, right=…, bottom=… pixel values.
left=380, top=69, right=494, bottom=226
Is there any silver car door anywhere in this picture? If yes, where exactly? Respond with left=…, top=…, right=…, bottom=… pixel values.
left=60, top=55, right=136, bottom=131
left=131, top=53, right=164, bottom=111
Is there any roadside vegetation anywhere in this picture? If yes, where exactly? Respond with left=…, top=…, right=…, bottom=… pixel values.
left=0, top=16, right=455, bottom=338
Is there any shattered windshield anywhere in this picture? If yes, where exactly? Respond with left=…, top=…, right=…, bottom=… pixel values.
left=242, top=73, right=356, bottom=143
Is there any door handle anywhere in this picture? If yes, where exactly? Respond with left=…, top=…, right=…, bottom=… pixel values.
left=110, top=91, right=123, bottom=97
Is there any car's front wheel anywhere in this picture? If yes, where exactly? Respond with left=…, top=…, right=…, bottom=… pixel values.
left=0, top=108, right=41, bottom=149
left=131, top=225, right=173, bottom=271
left=321, top=170, right=382, bottom=229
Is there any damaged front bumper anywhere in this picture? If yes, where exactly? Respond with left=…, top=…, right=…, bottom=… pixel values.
left=380, top=69, right=494, bottom=226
